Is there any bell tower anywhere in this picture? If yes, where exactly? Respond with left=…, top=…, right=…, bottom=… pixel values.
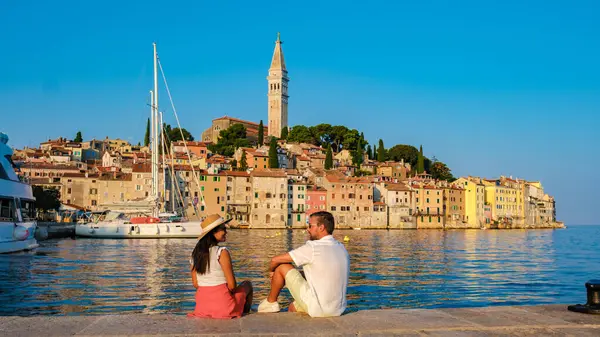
left=267, top=32, right=289, bottom=138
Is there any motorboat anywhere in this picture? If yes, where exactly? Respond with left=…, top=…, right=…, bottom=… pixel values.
left=0, top=132, right=39, bottom=253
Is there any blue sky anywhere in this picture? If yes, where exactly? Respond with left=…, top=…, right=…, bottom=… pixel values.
left=1, top=1, right=598, bottom=224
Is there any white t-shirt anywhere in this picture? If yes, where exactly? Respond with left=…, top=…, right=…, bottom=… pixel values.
left=190, top=246, right=227, bottom=287
left=289, top=235, right=350, bottom=317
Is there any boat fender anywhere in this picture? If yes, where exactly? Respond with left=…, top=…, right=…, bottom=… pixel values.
left=35, top=226, right=49, bottom=241
left=13, top=225, right=30, bottom=241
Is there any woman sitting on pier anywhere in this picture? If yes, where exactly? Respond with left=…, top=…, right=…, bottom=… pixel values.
left=188, top=214, right=253, bottom=319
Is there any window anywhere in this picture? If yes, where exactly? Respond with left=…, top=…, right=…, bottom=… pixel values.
left=297, top=214, right=301, bottom=222
left=91, top=200, right=97, bottom=206
left=255, top=192, right=258, bottom=198
left=331, top=206, right=336, bottom=211
left=20, top=199, right=35, bottom=221
left=221, top=206, right=224, bottom=212
left=136, top=185, right=142, bottom=191
left=67, top=188, right=72, bottom=194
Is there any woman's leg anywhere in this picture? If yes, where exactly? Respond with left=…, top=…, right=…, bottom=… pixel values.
left=237, top=280, right=253, bottom=313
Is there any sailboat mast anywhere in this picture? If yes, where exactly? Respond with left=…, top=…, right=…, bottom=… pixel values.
left=149, top=89, right=154, bottom=199
left=160, top=110, right=167, bottom=212
left=152, top=42, right=160, bottom=218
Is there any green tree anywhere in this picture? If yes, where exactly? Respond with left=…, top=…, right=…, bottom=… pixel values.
left=330, top=125, right=348, bottom=152
left=268, top=138, right=279, bottom=168
left=352, top=135, right=364, bottom=167
left=280, top=126, right=288, bottom=140
left=387, top=144, right=419, bottom=167
left=325, top=145, right=333, bottom=170
left=144, top=118, right=150, bottom=146
left=32, top=186, right=61, bottom=214
left=208, top=124, right=250, bottom=157
left=377, top=139, right=386, bottom=162
left=430, top=161, right=455, bottom=181
left=417, top=145, right=425, bottom=173
left=287, top=125, right=314, bottom=144
left=342, top=129, right=360, bottom=151
left=240, top=151, right=248, bottom=170
left=74, top=131, right=83, bottom=142
left=372, top=144, right=377, bottom=161
left=366, top=145, right=373, bottom=160
left=311, top=123, right=333, bottom=146
left=258, top=120, right=264, bottom=146
left=230, top=159, right=238, bottom=171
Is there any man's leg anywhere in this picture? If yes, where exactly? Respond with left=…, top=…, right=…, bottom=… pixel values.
left=267, top=263, right=294, bottom=303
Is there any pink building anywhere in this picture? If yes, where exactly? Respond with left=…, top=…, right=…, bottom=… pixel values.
left=306, top=186, right=327, bottom=217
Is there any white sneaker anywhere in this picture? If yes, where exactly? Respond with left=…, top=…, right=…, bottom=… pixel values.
left=257, top=299, right=281, bottom=313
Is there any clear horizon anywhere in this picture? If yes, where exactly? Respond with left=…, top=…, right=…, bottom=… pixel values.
left=1, top=1, right=598, bottom=224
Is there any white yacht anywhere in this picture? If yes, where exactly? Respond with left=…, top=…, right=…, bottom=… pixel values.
left=0, top=132, right=39, bottom=253
left=75, top=43, right=205, bottom=239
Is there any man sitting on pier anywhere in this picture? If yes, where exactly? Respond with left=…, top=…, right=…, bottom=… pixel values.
left=257, top=211, right=350, bottom=317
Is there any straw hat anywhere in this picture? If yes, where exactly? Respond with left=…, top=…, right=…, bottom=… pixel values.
left=198, top=214, right=232, bottom=240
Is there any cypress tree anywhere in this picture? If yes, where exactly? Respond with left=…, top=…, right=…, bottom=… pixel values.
left=280, top=126, right=288, bottom=140
left=74, top=131, right=83, bottom=142
left=366, top=145, right=373, bottom=160
left=240, top=151, right=248, bottom=170
left=258, top=120, right=264, bottom=147
left=372, top=144, right=377, bottom=161
left=268, top=138, right=279, bottom=168
left=144, top=118, right=150, bottom=146
left=417, top=145, right=425, bottom=173
left=353, top=138, right=363, bottom=168
left=377, top=139, right=385, bottom=162
left=325, top=145, right=333, bottom=170
left=231, top=159, right=238, bottom=171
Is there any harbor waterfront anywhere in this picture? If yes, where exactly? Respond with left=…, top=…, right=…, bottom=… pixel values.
left=1, top=225, right=598, bottom=316
left=2, top=305, right=600, bottom=336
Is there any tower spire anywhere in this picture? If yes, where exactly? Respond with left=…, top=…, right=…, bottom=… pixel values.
left=270, top=32, right=286, bottom=71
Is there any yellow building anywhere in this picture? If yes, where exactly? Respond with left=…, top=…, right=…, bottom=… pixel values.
left=455, top=177, right=486, bottom=228
left=410, top=181, right=444, bottom=229
left=483, top=178, right=520, bottom=225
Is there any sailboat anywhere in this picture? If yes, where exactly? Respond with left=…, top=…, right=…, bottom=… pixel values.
left=75, top=43, right=206, bottom=238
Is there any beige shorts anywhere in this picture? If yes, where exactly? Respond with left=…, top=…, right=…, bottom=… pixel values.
left=284, top=269, right=313, bottom=313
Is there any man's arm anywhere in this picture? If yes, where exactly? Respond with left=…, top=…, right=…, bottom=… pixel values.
left=269, top=252, right=294, bottom=272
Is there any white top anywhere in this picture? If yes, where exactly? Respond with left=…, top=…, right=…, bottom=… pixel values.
left=191, top=246, right=227, bottom=287
left=289, top=235, right=350, bottom=317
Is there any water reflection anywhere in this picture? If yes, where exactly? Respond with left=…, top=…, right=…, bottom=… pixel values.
left=0, top=226, right=599, bottom=316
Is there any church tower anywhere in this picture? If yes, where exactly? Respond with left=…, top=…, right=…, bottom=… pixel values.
left=267, top=32, right=289, bottom=138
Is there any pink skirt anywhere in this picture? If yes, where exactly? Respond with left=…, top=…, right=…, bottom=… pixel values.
left=187, top=283, right=247, bottom=319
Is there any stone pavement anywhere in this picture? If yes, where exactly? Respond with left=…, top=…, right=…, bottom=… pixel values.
left=1, top=304, right=600, bottom=336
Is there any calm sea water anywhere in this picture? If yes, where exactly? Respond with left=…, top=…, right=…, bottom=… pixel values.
left=0, top=225, right=598, bottom=316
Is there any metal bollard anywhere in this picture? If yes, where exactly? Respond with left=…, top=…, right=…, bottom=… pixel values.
left=568, top=280, right=600, bottom=314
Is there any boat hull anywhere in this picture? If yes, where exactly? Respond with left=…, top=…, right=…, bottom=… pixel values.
left=0, top=222, right=39, bottom=254
left=75, top=222, right=203, bottom=239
